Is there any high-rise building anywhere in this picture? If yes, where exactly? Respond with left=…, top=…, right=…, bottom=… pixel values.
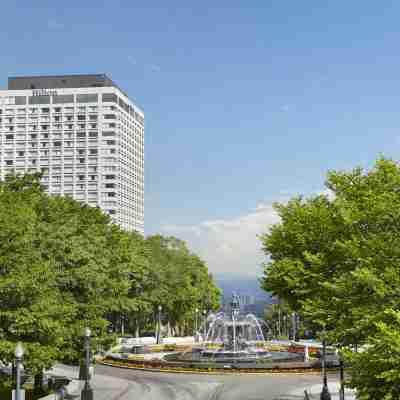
left=0, top=74, right=144, bottom=233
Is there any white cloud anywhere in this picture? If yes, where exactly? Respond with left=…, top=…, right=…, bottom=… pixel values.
left=161, top=202, right=280, bottom=277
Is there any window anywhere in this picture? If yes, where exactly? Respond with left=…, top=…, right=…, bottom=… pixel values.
left=119, top=98, right=129, bottom=113
left=102, top=93, right=118, bottom=103
left=15, top=96, right=27, bottom=105
left=29, top=96, right=50, bottom=105
left=52, top=94, right=74, bottom=104
left=104, top=114, right=116, bottom=120
left=76, top=94, right=98, bottom=103
left=5, top=160, right=13, bottom=166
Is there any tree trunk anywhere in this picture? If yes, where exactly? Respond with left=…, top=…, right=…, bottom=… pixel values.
left=167, top=321, right=172, bottom=337
left=135, top=322, right=140, bottom=338
left=33, top=371, right=44, bottom=395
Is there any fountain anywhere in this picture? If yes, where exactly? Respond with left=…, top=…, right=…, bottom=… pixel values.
left=198, top=294, right=270, bottom=361
left=104, top=293, right=311, bottom=372
left=163, top=294, right=303, bottom=365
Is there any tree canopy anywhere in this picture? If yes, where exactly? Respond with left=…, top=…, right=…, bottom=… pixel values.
left=0, top=173, right=220, bottom=374
left=260, top=158, right=400, bottom=398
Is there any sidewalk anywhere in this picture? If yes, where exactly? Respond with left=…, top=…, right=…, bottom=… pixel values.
left=47, top=364, right=136, bottom=400
left=287, top=381, right=356, bottom=399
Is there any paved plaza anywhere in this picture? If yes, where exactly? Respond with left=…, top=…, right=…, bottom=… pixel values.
left=49, top=364, right=355, bottom=400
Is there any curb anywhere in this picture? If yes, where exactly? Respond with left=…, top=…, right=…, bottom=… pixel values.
left=98, top=359, right=332, bottom=375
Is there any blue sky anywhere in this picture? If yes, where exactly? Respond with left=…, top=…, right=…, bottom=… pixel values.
left=2, top=1, right=400, bottom=277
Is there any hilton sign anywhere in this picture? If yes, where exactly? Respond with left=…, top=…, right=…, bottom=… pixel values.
left=32, top=89, right=58, bottom=96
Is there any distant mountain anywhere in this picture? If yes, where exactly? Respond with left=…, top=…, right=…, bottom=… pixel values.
left=214, top=274, right=274, bottom=317
left=214, top=274, right=271, bottom=300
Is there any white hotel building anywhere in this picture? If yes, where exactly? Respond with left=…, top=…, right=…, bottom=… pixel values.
left=0, top=74, right=144, bottom=233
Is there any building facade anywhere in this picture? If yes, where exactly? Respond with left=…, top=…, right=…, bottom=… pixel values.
left=0, top=74, right=144, bottom=233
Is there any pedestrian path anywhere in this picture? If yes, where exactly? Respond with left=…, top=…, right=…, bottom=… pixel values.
left=282, top=381, right=356, bottom=400
left=48, top=364, right=136, bottom=400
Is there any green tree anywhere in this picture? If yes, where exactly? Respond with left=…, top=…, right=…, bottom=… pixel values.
left=0, top=174, right=146, bottom=377
left=263, top=301, right=294, bottom=339
left=260, top=157, right=400, bottom=397
left=0, top=174, right=68, bottom=373
left=144, top=235, right=221, bottom=336
left=344, top=310, right=400, bottom=400
left=0, top=173, right=221, bottom=390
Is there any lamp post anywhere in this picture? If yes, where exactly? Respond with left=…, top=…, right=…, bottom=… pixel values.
left=339, top=356, right=345, bottom=400
left=121, top=314, right=125, bottom=336
left=81, top=327, right=93, bottom=400
left=202, top=309, right=207, bottom=342
left=283, top=315, right=287, bottom=338
left=292, top=312, right=297, bottom=341
left=14, top=342, right=24, bottom=400
left=320, top=331, right=331, bottom=400
left=194, top=308, right=199, bottom=342
left=157, top=305, right=162, bottom=344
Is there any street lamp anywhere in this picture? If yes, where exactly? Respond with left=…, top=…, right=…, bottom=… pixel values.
left=283, top=315, right=287, bottom=338
left=339, top=355, right=345, bottom=400
left=14, top=342, right=24, bottom=400
left=292, top=312, right=297, bottom=341
left=81, top=327, right=93, bottom=400
left=320, top=331, right=331, bottom=400
left=194, top=308, right=199, bottom=342
left=202, top=309, right=207, bottom=342
left=157, top=305, right=162, bottom=344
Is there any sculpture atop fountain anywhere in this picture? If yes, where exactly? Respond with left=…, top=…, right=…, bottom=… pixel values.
left=197, top=293, right=268, bottom=361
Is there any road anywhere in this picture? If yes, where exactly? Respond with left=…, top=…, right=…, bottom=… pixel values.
left=92, top=364, right=342, bottom=400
